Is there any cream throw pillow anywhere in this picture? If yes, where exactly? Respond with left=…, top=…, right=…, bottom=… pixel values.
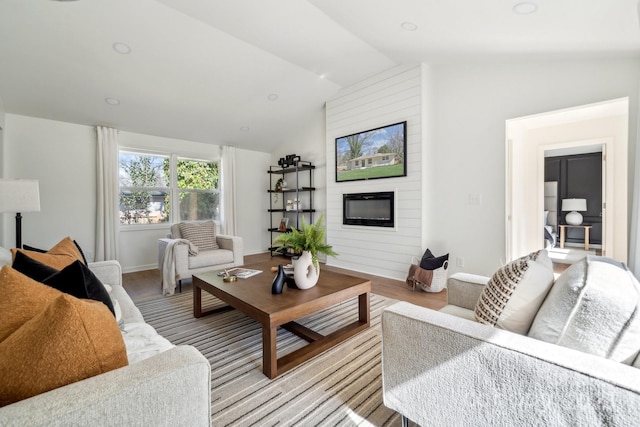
left=529, top=256, right=640, bottom=364
left=474, top=250, right=555, bottom=335
left=179, top=221, right=219, bottom=251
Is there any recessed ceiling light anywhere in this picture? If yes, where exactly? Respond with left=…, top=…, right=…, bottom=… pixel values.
left=240, top=126, right=250, bottom=132
left=113, top=42, right=131, bottom=54
left=401, top=22, right=418, bottom=31
left=105, top=97, right=120, bottom=106
left=318, top=74, right=326, bottom=79
left=513, top=2, right=538, bottom=15
left=267, top=94, right=279, bottom=101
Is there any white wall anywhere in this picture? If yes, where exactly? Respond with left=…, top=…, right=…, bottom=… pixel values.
left=3, top=115, right=96, bottom=253
left=325, top=64, right=431, bottom=280
left=2, top=114, right=271, bottom=272
left=432, top=58, right=640, bottom=276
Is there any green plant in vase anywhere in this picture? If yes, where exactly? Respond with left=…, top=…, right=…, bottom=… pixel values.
left=273, top=214, right=337, bottom=289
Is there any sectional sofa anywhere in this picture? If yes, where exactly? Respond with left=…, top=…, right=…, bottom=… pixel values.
left=0, top=255, right=211, bottom=426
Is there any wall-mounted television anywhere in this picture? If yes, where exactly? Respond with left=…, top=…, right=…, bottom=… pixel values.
left=335, top=121, right=407, bottom=182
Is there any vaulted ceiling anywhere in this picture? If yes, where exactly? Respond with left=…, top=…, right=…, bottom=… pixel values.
left=0, top=0, right=638, bottom=153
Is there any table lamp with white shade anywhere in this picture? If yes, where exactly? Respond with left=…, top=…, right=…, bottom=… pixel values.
left=0, top=179, right=41, bottom=249
left=562, top=198, right=587, bottom=225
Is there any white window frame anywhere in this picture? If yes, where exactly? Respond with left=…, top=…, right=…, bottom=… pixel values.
left=119, top=149, right=219, bottom=230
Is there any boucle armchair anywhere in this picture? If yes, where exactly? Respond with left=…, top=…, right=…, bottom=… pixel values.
left=382, top=254, right=640, bottom=426
left=158, top=221, right=243, bottom=294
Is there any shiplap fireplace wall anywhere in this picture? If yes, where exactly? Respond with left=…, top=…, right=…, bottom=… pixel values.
left=325, top=64, right=436, bottom=281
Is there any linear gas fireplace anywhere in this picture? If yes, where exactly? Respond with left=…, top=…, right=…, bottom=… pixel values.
left=343, top=191, right=395, bottom=227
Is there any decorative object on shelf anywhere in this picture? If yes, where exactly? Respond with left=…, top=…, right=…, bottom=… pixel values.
left=271, top=264, right=286, bottom=294
left=562, top=198, right=587, bottom=225
left=286, top=200, right=293, bottom=211
left=278, top=154, right=301, bottom=169
left=272, top=214, right=337, bottom=289
left=0, top=179, right=41, bottom=249
left=273, top=178, right=285, bottom=203
left=279, top=217, right=289, bottom=232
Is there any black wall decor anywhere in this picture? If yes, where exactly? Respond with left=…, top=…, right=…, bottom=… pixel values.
left=278, top=154, right=301, bottom=169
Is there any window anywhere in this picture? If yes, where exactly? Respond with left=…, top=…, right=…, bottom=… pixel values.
left=176, top=158, right=219, bottom=222
left=119, top=151, right=219, bottom=225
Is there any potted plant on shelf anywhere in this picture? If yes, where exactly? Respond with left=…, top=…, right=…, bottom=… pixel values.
left=272, top=214, right=337, bottom=289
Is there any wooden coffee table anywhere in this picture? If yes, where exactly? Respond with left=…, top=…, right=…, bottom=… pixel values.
left=192, top=261, right=371, bottom=379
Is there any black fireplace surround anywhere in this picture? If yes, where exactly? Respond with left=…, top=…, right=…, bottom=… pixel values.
left=343, top=191, right=394, bottom=227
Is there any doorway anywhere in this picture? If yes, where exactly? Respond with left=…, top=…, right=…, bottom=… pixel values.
left=505, top=98, right=628, bottom=264
left=543, top=144, right=604, bottom=264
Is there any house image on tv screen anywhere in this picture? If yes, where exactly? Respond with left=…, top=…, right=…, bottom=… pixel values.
left=345, top=152, right=395, bottom=170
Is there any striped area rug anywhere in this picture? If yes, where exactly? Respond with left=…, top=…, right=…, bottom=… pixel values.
left=134, top=290, right=402, bottom=426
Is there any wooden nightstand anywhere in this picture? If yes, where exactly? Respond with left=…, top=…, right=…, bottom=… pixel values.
left=558, top=224, right=592, bottom=251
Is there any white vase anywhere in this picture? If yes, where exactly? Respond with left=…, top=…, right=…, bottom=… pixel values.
left=293, top=250, right=319, bottom=289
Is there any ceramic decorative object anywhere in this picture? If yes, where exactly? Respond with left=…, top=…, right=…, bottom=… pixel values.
left=271, top=265, right=286, bottom=294
left=293, top=250, right=320, bottom=289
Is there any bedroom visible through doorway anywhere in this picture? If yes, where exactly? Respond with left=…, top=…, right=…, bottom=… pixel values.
left=505, top=97, right=628, bottom=265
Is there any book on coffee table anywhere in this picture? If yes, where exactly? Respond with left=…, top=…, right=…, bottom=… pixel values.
left=226, top=267, right=262, bottom=279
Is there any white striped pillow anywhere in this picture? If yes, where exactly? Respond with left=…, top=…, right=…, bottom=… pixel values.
left=474, top=250, right=554, bottom=335
left=179, top=221, right=219, bottom=251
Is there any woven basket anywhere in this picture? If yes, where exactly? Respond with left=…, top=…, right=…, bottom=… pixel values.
left=406, top=258, right=448, bottom=293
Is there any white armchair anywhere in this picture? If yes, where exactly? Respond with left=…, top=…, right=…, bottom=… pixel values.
left=158, top=221, right=243, bottom=294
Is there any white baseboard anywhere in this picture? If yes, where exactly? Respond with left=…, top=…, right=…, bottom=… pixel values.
left=121, top=263, right=157, bottom=274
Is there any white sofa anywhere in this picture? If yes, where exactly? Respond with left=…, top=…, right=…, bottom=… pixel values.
left=158, top=222, right=243, bottom=293
left=0, top=260, right=212, bottom=426
left=382, top=255, right=640, bottom=426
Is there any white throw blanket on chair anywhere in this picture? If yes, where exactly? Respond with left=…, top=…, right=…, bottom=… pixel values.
left=162, top=239, right=198, bottom=296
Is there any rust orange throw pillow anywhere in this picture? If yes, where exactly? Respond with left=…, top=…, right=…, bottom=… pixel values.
left=0, top=294, right=128, bottom=406
left=11, top=237, right=85, bottom=270
left=0, top=266, right=62, bottom=342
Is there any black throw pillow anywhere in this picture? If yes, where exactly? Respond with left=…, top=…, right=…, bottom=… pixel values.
left=12, top=252, right=114, bottom=316
left=12, top=250, right=58, bottom=282
left=43, top=261, right=115, bottom=316
left=22, top=244, right=47, bottom=253
left=421, top=248, right=434, bottom=260
left=419, top=250, right=449, bottom=270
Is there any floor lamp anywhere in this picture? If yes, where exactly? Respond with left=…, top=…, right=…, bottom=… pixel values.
left=0, top=179, right=41, bottom=249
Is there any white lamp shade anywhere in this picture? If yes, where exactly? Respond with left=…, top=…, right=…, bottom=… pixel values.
left=561, top=198, right=587, bottom=212
left=0, top=179, right=41, bottom=213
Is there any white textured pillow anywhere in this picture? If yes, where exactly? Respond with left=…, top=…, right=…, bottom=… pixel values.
left=179, top=221, right=219, bottom=251
left=474, top=250, right=555, bottom=335
left=529, top=256, right=640, bottom=364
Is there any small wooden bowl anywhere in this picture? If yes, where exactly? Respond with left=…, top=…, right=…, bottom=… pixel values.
left=223, top=275, right=237, bottom=282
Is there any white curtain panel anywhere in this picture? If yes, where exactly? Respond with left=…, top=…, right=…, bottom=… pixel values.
left=630, top=99, right=640, bottom=275
left=95, top=126, right=120, bottom=261
left=219, top=145, right=237, bottom=236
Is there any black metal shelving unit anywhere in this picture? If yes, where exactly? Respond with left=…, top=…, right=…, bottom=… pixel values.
left=267, top=160, right=315, bottom=257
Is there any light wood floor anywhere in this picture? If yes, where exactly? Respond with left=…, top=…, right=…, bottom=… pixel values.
left=123, top=252, right=448, bottom=310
